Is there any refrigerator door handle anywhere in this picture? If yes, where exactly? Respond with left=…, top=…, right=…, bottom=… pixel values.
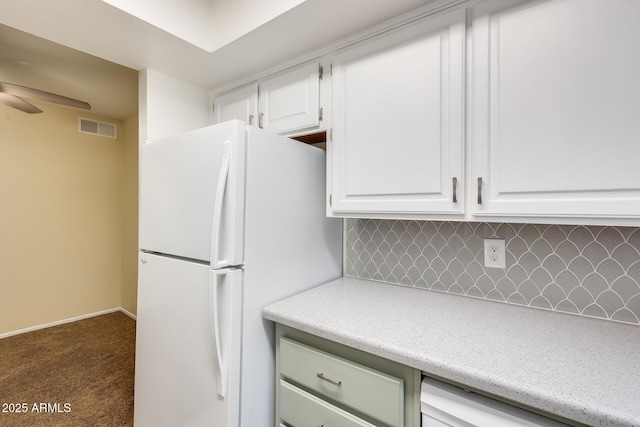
left=210, top=269, right=228, bottom=397
left=211, top=140, right=231, bottom=269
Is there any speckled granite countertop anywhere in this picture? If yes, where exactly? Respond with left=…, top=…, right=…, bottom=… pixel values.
left=263, top=277, right=640, bottom=427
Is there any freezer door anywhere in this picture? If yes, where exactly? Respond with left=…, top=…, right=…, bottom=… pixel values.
left=139, top=121, right=245, bottom=265
left=134, top=253, right=242, bottom=427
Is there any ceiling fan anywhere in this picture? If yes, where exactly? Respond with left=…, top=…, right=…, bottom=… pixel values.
left=0, top=81, right=91, bottom=114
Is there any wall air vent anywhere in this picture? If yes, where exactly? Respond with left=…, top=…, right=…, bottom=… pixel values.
left=78, top=117, right=118, bottom=139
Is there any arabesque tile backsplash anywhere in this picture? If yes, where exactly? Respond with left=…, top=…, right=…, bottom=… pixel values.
left=345, top=219, right=640, bottom=325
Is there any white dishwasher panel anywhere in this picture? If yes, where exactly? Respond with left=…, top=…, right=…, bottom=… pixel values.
left=421, top=377, right=569, bottom=427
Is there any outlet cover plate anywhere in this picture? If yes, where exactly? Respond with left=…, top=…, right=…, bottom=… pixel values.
left=484, top=239, right=506, bottom=269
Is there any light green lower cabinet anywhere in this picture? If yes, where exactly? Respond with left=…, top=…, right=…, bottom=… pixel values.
left=275, top=324, right=420, bottom=427
left=280, top=337, right=404, bottom=426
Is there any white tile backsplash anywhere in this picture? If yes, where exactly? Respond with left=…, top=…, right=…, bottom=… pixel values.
left=345, top=219, right=640, bottom=324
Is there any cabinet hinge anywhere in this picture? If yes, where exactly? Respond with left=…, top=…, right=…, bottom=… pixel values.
left=319, top=107, right=323, bottom=122
left=319, top=65, right=323, bottom=80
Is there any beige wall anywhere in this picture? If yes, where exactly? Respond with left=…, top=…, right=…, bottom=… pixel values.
left=0, top=105, right=138, bottom=336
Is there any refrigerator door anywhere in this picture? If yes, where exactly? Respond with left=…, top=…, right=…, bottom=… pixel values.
left=134, top=253, right=242, bottom=427
left=139, top=121, right=245, bottom=265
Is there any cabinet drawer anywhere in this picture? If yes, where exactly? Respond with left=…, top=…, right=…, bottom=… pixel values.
left=280, top=380, right=375, bottom=427
left=280, top=337, right=404, bottom=426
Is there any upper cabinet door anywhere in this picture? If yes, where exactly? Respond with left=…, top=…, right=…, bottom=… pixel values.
left=471, top=0, right=640, bottom=223
left=329, top=8, right=465, bottom=218
left=258, top=62, right=321, bottom=135
left=213, top=83, right=258, bottom=126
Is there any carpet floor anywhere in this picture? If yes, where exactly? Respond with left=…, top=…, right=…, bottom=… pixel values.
left=0, top=312, right=135, bottom=427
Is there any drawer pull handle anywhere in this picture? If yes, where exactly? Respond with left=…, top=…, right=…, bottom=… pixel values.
left=316, top=372, right=342, bottom=387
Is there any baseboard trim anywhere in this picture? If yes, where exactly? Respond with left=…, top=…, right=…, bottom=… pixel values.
left=119, top=307, right=137, bottom=321
left=0, top=307, right=136, bottom=339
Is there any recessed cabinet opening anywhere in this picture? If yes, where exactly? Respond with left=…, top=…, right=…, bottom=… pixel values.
left=292, top=131, right=326, bottom=150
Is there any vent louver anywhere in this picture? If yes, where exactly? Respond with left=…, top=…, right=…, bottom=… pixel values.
left=78, top=117, right=117, bottom=139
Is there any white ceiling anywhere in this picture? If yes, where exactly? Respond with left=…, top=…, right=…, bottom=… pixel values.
left=101, top=0, right=307, bottom=53
left=0, top=0, right=438, bottom=120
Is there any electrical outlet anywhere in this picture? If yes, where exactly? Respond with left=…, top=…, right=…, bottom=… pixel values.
left=484, top=239, right=506, bottom=269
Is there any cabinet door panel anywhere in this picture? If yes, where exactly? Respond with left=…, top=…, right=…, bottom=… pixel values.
left=259, top=62, right=320, bottom=134
left=344, top=35, right=442, bottom=196
left=213, top=83, right=258, bottom=126
left=330, top=9, right=465, bottom=217
left=471, top=0, right=640, bottom=221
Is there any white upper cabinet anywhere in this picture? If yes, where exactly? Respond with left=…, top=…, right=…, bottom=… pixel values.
left=470, top=0, right=640, bottom=224
left=210, top=0, right=640, bottom=226
left=213, top=62, right=322, bottom=135
left=258, top=61, right=322, bottom=135
left=213, top=83, right=258, bottom=126
left=328, top=8, right=465, bottom=218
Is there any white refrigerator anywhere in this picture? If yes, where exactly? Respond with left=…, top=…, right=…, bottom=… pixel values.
left=134, top=120, right=342, bottom=427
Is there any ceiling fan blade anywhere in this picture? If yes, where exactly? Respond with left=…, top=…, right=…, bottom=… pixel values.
left=0, top=92, right=43, bottom=114
left=0, top=82, right=91, bottom=110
